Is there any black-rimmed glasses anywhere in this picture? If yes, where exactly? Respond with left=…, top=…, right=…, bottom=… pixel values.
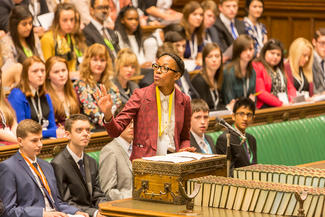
left=152, top=63, right=178, bottom=74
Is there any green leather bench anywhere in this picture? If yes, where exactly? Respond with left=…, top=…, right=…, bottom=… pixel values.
left=46, top=115, right=325, bottom=166
left=207, top=115, right=325, bottom=166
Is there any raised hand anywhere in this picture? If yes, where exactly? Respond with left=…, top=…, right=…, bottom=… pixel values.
left=93, top=84, right=114, bottom=122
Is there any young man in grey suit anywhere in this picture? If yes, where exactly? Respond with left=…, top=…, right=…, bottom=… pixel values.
left=51, top=114, right=107, bottom=217
left=99, top=107, right=133, bottom=200
left=190, top=99, right=216, bottom=154
left=312, top=28, right=325, bottom=94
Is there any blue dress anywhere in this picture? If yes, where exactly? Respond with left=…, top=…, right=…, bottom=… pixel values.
left=8, top=88, right=57, bottom=138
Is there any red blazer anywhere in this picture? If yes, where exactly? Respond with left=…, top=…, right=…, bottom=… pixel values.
left=284, top=61, right=314, bottom=97
left=253, top=61, right=296, bottom=109
left=104, top=84, right=191, bottom=161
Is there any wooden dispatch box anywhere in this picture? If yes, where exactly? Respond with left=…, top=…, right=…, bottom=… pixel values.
left=132, top=154, right=226, bottom=205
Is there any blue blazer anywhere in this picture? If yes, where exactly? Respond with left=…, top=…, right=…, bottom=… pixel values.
left=0, top=152, right=79, bottom=217
left=8, top=88, right=57, bottom=138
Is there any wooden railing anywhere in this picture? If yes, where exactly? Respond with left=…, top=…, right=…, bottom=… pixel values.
left=1, top=101, right=325, bottom=161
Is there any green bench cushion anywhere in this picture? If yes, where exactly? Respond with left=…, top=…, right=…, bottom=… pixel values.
left=207, top=115, right=325, bottom=166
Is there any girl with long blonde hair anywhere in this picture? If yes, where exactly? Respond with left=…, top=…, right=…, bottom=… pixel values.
left=74, top=43, right=121, bottom=129
left=285, top=37, right=314, bottom=97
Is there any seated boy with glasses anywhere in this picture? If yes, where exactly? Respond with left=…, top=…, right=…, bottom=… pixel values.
left=94, top=52, right=195, bottom=161
left=215, top=97, right=257, bottom=173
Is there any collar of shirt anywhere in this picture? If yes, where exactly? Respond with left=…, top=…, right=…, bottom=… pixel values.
left=19, top=150, right=37, bottom=164
left=29, top=85, right=38, bottom=96
left=66, top=145, right=84, bottom=165
left=159, top=89, right=173, bottom=102
left=219, top=13, right=235, bottom=32
left=191, top=130, right=206, bottom=147
left=90, top=17, right=104, bottom=34
left=115, top=136, right=132, bottom=157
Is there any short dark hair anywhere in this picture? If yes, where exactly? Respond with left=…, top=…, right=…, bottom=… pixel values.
left=233, top=97, right=256, bottom=115
left=158, top=52, right=185, bottom=76
left=16, top=119, right=42, bottom=139
left=191, top=99, right=209, bottom=115
left=314, top=28, right=325, bottom=40
left=245, top=0, right=264, bottom=12
left=65, top=114, right=90, bottom=132
left=164, top=31, right=185, bottom=43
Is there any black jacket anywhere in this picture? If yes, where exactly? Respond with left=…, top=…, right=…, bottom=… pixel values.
left=51, top=148, right=107, bottom=217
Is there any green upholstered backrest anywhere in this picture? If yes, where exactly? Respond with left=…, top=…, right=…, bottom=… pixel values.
left=88, top=151, right=101, bottom=164
left=207, top=115, right=325, bottom=166
left=44, top=149, right=101, bottom=164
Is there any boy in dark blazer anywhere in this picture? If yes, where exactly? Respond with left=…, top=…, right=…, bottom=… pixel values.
left=0, top=119, right=87, bottom=217
left=216, top=97, right=257, bottom=171
left=51, top=114, right=107, bottom=217
left=190, top=99, right=216, bottom=154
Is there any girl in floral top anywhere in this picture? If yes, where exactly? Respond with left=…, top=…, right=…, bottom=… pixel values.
left=74, top=43, right=122, bottom=130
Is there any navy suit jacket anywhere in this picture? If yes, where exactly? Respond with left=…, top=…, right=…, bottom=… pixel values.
left=0, top=152, right=78, bottom=217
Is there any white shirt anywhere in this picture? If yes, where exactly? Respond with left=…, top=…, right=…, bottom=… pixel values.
left=115, top=137, right=132, bottom=158
left=66, top=145, right=84, bottom=167
left=116, top=32, right=146, bottom=64
left=190, top=131, right=212, bottom=154
left=66, top=146, right=100, bottom=217
left=20, top=151, right=54, bottom=212
left=156, top=89, right=176, bottom=155
left=219, top=13, right=238, bottom=39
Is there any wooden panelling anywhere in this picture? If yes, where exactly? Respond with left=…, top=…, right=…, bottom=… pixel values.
left=172, top=0, right=325, bottom=50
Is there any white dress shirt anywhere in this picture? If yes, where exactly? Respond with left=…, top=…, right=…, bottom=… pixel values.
left=115, top=137, right=132, bottom=158
left=156, top=89, right=176, bottom=155
left=20, top=151, right=54, bottom=212
left=219, top=13, right=238, bottom=39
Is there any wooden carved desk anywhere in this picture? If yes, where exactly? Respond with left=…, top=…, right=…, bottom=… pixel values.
left=99, top=198, right=281, bottom=217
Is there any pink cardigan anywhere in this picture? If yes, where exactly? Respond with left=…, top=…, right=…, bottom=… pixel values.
left=253, top=61, right=296, bottom=109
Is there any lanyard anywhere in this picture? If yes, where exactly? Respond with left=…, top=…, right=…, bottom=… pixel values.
left=23, top=46, right=33, bottom=57
left=296, top=68, right=305, bottom=93
left=63, top=101, right=70, bottom=119
left=31, top=94, right=43, bottom=124
left=156, top=86, right=174, bottom=137
left=210, top=88, right=219, bottom=110
left=188, top=34, right=198, bottom=60
left=66, top=34, right=82, bottom=57
left=241, top=138, right=253, bottom=164
left=243, top=77, right=250, bottom=97
left=20, top=152, right=53, bottom=201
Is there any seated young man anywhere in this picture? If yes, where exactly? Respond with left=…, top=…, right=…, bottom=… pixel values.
left=99, top=106, right=133, bottom=200
left=190, top=99, right=216, bottom=154
left=215, top=97, right=257, bottom=171
left=0, top=119, right=88, bottom=217
left=51, top=114, right=107, bottom=217
left=95, top=52, right=195, bottom=160
left=212, top=0, right=246, bottom=53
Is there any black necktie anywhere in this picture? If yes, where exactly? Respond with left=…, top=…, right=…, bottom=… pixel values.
left=78, top=159, right=86, bottom=181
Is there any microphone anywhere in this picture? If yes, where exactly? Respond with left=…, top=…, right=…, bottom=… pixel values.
left=215, top=117, right=247, bottom=141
